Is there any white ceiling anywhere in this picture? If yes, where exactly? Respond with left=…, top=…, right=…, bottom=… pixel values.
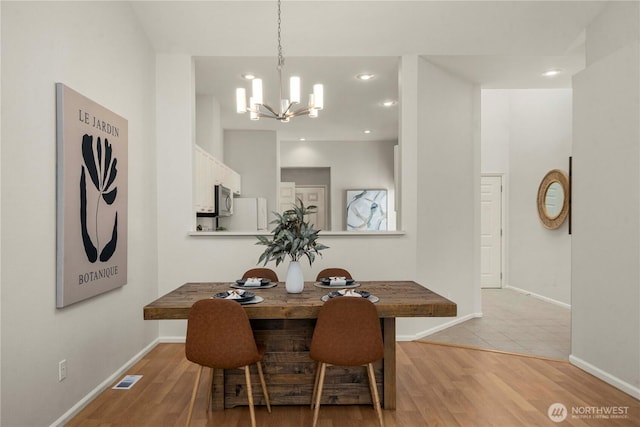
left=130, top=1, right=606, bottom=142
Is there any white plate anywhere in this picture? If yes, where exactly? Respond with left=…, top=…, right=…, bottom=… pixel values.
left=240, top=296, right=264, bottom=305
left=313, top=282, right=361, bottom=289
left=231, top=282, right=278, bottom=290
left=321, top=294, right=379, bottom=303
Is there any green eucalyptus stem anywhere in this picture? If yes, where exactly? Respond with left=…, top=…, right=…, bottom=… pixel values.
left=256, top=199, right=329, bottom=267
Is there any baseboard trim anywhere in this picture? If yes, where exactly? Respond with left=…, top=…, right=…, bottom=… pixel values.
left=396, top=312, right=483, bottom=341
left=159, top=336, right=186, bottom=343
left=569, top=354, right=640, bottom=400
left=505, top=285, right=571, bottom=309
left=50, top=339, right=160, bottom=427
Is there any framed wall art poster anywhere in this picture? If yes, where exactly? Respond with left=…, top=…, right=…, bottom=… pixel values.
left=345, top=189, right=387, bottom=231
left=56, top=83, right=128, bottom=308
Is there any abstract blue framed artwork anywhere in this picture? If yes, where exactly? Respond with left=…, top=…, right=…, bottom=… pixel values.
left=56, top=83, right=128, bottom=307
left=345, top=189, right=387, bottom=231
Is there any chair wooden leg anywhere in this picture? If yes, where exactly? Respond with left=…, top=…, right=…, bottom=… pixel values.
left=186, top=365, right=204, bottom=427
left=256, top=361, right=271, bottom=413
left=206, top=367, right=214, bottom=412
left=366, top=363, right=385, bottom=427
left=244, top=365, right=256, bottom=427
left=366, top=364, right=376, bottom=407
left=310, top=361, right=321, bottom=409
left=312, top=363, right=326, bottom=427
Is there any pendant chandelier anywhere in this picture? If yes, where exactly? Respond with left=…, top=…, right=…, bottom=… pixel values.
left=235, top=0, right=324, bottom=122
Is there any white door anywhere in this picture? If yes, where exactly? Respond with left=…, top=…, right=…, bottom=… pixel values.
left=295, top=186, right=327, bottom=230
left=279, top=182, right=296, bottom=213
left=481, top=176, right=503, bottom=288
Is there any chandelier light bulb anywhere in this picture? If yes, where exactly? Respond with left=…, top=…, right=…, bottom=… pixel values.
left=313, top=84, right=324, bottom=110
left=251, top=78, right=263, bottom=105
left=236, top=88, right=247, bottom=114
left=290, top=76, right=301, bottom=104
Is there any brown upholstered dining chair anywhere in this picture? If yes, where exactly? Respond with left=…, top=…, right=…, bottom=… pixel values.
left=315, top=268, right=352, bottom=280
left=242, top=268, right=279, bottom=282
left=309, top=297, right=385, bottom=427
left=185, top=299, right=271, bottom=427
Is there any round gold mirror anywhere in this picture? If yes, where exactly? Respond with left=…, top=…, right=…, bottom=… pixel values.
left=537, top=169, right=570, bottom=229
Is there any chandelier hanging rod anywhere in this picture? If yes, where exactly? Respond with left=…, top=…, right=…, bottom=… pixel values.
left=235, top=0, right=324, bottom=122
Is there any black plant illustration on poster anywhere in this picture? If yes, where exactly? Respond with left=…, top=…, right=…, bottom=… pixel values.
left=79, top=134, right=118, bottom=262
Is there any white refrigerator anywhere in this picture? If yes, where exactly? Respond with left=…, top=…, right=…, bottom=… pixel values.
left=224, top=197, right=268, bottom=231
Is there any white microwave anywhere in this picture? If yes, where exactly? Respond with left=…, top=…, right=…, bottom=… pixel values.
left=214, top=185, right=233, bottom=217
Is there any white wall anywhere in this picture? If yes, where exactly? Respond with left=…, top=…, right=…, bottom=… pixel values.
left=482, top=89, right=573, bottom=305
left=155, top=54, right=197, bottom=338
left=510, top=90, right=572, bottom=304
left=571, top=1, right=640, bottom=398
left=195, top=95, right=222, bottom=158
left=409, top=57, right=481, bottom=335
left=481, top=91, right=510, bottom=174
left=280, top=139, right=397, bottom=231
left=1, top=2, right=158, bottom=425
left=224, top=130, right=279, bottom=214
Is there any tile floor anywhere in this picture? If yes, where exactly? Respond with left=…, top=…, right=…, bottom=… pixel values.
left=422, top=288, right=571, bottom=360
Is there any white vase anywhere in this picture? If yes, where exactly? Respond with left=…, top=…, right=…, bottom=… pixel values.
left=285, top=261, right=305, bottom=293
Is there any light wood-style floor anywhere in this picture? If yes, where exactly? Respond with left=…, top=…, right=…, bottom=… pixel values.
left=66, top=342, right=638, bottom=427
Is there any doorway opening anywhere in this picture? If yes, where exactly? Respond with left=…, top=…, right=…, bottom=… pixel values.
left=281, top=167, right=331, bottom=230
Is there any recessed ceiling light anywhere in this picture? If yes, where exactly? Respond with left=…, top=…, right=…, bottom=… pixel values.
left=356, top=73, right=375, bottom=81
left=299, top=137, right=306, bottom=141
left=382, top=100, right=397, bottom=107
left=363, top=129, right=372, bottom=134
left=542, top=69, right=563, bottom=77
left=241, top=73, right=256, bottom=80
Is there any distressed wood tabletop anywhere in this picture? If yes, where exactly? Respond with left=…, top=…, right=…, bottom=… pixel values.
left=143, top=281, right=457, bottom=320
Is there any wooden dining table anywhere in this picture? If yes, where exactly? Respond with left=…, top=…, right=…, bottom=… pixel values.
left=144, top=281, right=457, bottom=410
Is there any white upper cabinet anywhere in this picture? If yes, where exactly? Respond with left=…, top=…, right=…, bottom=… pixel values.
left=226, top=168, right=241, bottom=195
left=194, top=145, right=241, bottom=213
left=194, top=146, right=214, bottom=213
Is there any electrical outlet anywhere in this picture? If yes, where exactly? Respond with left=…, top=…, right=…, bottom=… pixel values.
left=59, top=359, right=67, bottom=382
